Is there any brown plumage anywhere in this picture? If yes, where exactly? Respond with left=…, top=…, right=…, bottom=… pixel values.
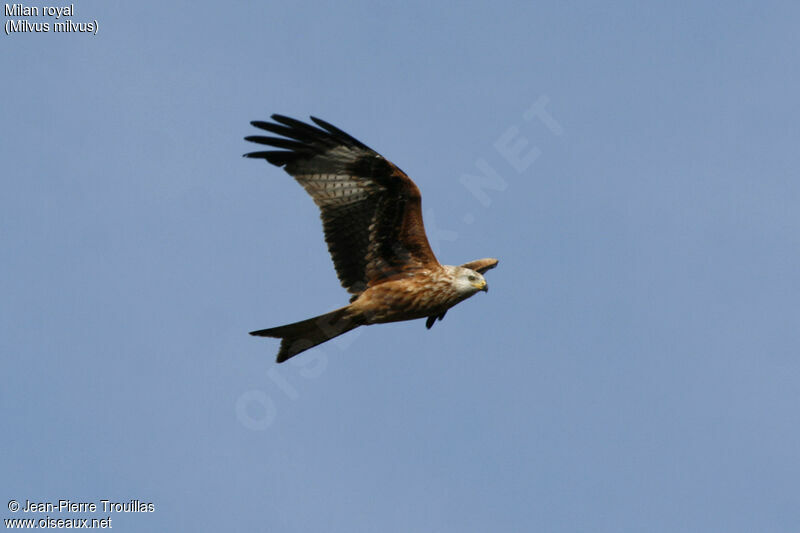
left=245, top=115, right=498, bottom=362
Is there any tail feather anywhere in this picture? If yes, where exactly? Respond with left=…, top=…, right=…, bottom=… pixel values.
left=250, top=306, right=361, bottom=363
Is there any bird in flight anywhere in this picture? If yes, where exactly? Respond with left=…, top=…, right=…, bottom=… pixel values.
left=244, top=115, right=498, bottom=363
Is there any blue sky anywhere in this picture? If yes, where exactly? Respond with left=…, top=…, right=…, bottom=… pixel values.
left=3, top=1, right=799, bottom=531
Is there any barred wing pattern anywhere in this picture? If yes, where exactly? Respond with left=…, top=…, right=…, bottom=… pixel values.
left=244, top=115, right=440, bottom=297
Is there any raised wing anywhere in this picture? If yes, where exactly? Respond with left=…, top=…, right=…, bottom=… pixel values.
left=245, top=115, right=439, bottom=296
left=460, top=257, right=499, bottom=274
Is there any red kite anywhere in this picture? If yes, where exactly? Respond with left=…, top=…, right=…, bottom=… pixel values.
left=245, top=115, right=498, bottom=362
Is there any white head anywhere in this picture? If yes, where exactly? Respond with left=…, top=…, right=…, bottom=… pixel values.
left=447, top=265, right=488, bottom=296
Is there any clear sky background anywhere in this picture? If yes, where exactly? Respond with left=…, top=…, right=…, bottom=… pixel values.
left=3, top=1, right=799, bottom=531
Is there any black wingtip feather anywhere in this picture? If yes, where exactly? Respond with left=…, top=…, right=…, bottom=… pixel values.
left=243, top=151, right=293, bottom=166
left=247, top=115, right=374, bottom=157
left=309, top=116, right=370, bottom=150
left=246, top=115, right=361, bottom=169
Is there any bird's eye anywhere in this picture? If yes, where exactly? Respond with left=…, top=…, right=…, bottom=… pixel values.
left=468, top=275, right=476, bottom=282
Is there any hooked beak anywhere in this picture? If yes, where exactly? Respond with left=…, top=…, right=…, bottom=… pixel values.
left=479, top=280, right=488, bottom=292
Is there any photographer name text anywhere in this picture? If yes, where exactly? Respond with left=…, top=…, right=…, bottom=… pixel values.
left=15, top=499, right=154, bottom=513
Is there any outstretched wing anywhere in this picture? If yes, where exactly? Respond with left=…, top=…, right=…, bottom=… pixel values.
left=245, top=115, right=439, bottom=296
left=460, top=257, right=499, bottom=274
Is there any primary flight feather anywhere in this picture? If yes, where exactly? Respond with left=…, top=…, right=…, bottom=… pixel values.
left=245, top=115, right=498, bottom=362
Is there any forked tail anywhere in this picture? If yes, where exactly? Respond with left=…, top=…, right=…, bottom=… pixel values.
left=250, top=306, right=362, bottom=363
